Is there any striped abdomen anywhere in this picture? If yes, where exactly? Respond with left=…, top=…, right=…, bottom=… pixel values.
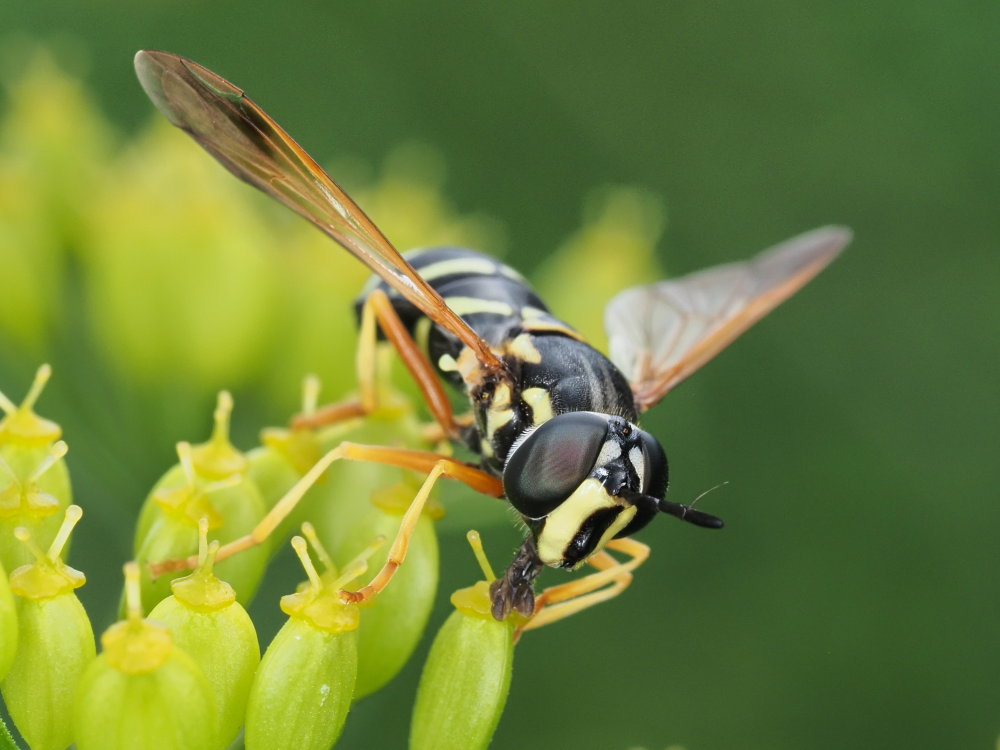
left=355, top=246, right=638, bottom=474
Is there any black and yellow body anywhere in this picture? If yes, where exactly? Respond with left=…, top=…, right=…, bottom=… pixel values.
left=356, top=248, right=667, bottom=591
left=133, top=49, right=846, bottom=625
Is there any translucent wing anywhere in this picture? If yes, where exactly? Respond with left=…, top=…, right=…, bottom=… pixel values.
left=604, top=226, right=851, bottom=412
left=133, top=50, right=502, bottom=372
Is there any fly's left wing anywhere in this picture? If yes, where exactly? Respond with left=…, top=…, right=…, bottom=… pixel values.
left=133, top=50, right=502, bottom=373
left=604, top=226, right=851, bottom=412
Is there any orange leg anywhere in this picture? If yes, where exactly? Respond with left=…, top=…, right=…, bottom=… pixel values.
left=515, top=537, right=650, bottom=637
left=148, top=442, right=502, bottom=578
left=292, top=288, right=459, bottom=438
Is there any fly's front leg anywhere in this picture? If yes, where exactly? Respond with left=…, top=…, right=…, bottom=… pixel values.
left=292, top=288, right=460, bottom=439
left=516, top=537, right=650, bottom=636
left=489, top=538, right=545, bottom=621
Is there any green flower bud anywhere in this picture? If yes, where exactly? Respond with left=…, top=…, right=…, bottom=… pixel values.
left=1, top=506, right=95, bottom=750
left=308, top=375, right=433, bottom=547
left=0, top=560, right=16, bottom=680
left=245, top=535, right=376, bottom=750
left=336, top=479, right=441, bottom=700
left=74, top=562, right=217, bottom=750
left=148, top=518, right=260, bottom=748
left=261, top=377, right=443, bottom=700
left=0, top=365, right=73, bottom=572
left=245, top=375, right=326, bottom=544
left=410, top=531, right=516, bottom=750
left=133, top=392, right=268, bottom=611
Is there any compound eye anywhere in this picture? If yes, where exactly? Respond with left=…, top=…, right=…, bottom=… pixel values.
left=503, top=412, right=609, bottom=519
left=639, top=430, right=669, bottom=499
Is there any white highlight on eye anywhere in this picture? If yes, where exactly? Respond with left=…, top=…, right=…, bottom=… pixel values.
left=628, top=445, right=645, bottom=487
left=595, top=439, right=621, bottom=468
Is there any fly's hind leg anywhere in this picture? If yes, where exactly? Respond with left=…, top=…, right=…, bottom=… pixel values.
left=515, top=537, right=650, bottom=637
left=292, top=288, right=461, bottom=438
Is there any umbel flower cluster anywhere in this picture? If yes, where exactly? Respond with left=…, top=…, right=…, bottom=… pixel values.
left=0, top=51, right=671, bottom=750
left=0, top=365, right=520, bottom=750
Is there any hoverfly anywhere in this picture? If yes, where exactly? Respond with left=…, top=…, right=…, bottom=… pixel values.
left=134, top=50, right=849, bottom=628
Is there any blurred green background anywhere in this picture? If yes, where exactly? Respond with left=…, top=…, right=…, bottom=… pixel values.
left=2, top=2, right=998, bottom=749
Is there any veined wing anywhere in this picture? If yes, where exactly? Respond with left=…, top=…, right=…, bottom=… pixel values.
left=133, top=50, right=502, bottom=372
left=604, top=226, right=851, bottom=412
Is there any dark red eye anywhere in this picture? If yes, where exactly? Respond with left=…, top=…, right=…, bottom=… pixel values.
left=502, top=412, right=610, bottom=519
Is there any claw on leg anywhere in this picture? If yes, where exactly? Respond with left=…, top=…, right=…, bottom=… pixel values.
left=515, top=537, right=650, bottom=637
left=489, top=538, right=544, bottom=620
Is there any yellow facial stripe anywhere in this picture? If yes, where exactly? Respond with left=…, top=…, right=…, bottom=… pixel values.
left=536, top=478, right=636, bottom=567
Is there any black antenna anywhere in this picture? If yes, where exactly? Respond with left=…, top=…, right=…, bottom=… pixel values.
left=616, top=488, right=724, bottom=529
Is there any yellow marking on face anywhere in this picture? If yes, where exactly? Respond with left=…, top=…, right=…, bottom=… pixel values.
left=480, top=439, right=494, bottom=458
left=508, top=333, right=542, bottom=364
left=443, top=296, right=514, bottom=317
left=536, top=478, right=636, bottom=567
left=585, top=509, right=636, bottom=569
left=521, top=387, right=553, bottom=425
left=437, top=353, right=459, bottom=372
left=418, top=256, right=498, bottom=281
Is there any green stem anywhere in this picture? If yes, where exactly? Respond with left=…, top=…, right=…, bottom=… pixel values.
left=0, top=713, right=23, bottom=750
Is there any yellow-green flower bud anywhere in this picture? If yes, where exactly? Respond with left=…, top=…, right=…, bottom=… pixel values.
left=74, top=562, right=217, bottom=750
left=1, top=506, right=94, bottom=750
left=133, top=392, right=268, bottom=610
left=148, top=518, right=260, bottom=748
left=336, top=479, right=440, bottom=700
left=308, top=374, right=432, bottom=547
left=410, top=531, right=516, bottom=750
left=245, top=535, right=375, bottom=750
left=0, top=560, right=16, bottom=680
left=0, top=365, right=72, bottom=572
left=245, top=375, right=327, bottom=543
